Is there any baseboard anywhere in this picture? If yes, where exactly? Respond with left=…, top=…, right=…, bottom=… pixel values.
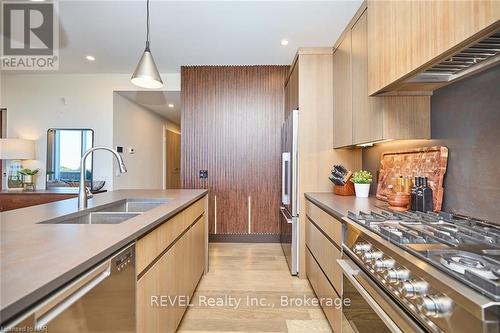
left=209, top=234, right=280, bottom=243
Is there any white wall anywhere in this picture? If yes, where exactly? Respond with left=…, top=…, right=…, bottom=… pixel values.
left=113, top=93, right=180, bottom=190
left=0, top=73, right=180, bottom=190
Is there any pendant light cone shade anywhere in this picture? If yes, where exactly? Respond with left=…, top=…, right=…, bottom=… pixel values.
left=131, top=47, right=163, bottom=89
left=131, top=0, right=163, bottom=89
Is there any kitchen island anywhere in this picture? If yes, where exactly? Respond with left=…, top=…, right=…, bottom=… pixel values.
left=0, top=189, right=208, bottom=329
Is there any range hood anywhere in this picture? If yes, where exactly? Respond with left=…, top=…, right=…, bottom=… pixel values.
left=408, top=30, right=500, bottom=83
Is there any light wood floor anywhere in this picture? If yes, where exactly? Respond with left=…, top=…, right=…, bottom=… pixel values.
left=177, top=243, right=333, bottom=333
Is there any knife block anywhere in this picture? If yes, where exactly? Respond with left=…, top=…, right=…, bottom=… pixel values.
left=334, top=181, right=355, bottom=196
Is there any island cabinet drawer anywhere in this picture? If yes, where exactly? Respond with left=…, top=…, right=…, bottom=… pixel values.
left=136, top=197, right=206, bottom=275
left=306, top=247, right=342, bottom=333
left=137, top=216, right=205, bottom=333
left=306, top=218, right=342, bottom=296
left=306, top=200, right=342, bottom=247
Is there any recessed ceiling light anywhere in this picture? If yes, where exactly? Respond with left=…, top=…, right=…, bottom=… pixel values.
left=85, top=55, right=95, bottom=61
left=30, top=0, right=46, bottom=2
left=281, top=39, right=289, bottom=46
left=168, top=104, right=174, bottom=108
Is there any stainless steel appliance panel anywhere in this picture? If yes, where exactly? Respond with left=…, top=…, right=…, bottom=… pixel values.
left=3, top=244, right=135, bottom=333
left=338, top=257, right=425, bottom=333
left=280, top=207, right=298, bottom=275
left=280, top=109, right=299, bottom=275
left=281, top=110, right=299, bottom=216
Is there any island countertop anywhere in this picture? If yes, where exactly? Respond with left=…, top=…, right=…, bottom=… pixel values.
left=0, top=189, right=207, bottom=323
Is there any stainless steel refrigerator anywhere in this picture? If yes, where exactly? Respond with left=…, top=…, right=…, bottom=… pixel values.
left=280, top=109, right=299, bottom=275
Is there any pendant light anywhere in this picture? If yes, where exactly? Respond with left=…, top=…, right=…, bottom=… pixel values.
left=131, top=0, right=163, bottom=89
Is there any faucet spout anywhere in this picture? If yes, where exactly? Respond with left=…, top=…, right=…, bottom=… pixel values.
left=78, top=147, right=127, bottom=209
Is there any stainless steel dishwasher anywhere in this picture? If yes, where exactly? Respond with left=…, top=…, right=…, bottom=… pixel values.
left=3, top=243, right=135, bottom=332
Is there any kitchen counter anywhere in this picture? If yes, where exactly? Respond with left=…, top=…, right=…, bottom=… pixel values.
left=0, top=189, right=207, bottom=323
left=305, top=192, right=389, bottom=221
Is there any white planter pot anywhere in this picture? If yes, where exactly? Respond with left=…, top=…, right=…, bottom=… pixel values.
left=354, top=183, right=370, bottom=198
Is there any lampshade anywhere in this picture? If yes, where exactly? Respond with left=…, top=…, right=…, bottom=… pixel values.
left=131, top=48, right=163, bottom=89
left=130, top=0, right=163, bottom=89
left=0, top=138, right=35, bottom=160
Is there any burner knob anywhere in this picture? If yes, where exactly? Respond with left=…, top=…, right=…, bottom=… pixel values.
left=353, top=243, right=372, bottom=253
left=361, top=251, right=384, bottom=262
left=383, top=268, right=410, bottom=282
left=416, top=295, right=453, bottom=317
left=398, top=280, right=429, bottom=298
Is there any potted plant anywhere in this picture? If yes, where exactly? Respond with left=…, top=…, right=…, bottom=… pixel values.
left=351, top=170, right=372, bottom=198
left=18, top=168, right=39, bottom=191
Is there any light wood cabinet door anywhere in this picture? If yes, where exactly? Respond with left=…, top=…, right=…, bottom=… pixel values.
left=348, top=9, right=431, bottom=146
left=368, top=0, right=500, bottom=95
left=411, top=0, right=500, bottom=73
left=306, top=248, right=342, bottom=333
left=285, top=64, right=299, bottom=119
left=367, top=0, right=413, bottom=95
left=137, top=216, right=205, bottom=333
left=352, top=11, right=383, bottom=144
left=136, top=198, right=205, bottom=275
left=332, top=33, right=353, bottom=148
left=306, top=218, right=342, bottom=296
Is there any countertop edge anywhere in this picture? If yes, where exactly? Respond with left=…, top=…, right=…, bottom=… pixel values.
left=304, top=192, right=346, bottom=220
left=0, top=190, right=208, bottom=324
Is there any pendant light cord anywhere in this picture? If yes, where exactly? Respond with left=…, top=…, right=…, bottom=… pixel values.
left=146, top=0, right=150, bottom=50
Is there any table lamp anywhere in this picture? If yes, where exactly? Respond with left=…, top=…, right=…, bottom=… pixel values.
left=0, top=138, right=35, bottom=190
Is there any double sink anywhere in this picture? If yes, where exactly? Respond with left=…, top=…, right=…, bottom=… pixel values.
left=39, top=198, right=170, bottom=225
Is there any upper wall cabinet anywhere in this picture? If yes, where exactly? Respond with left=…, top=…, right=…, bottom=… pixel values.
left=368, top=0, right=500, bottom=95
left=285, top=64, right=299, bottom=118
left=333, top=9, right=431, bottom=149
left=332, top=33, right=352, bottom=148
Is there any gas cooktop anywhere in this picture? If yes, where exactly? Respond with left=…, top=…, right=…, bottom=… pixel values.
left=347, top=210, right=500, bottom=301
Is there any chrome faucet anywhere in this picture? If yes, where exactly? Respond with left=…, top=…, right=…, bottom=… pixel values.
left=79, top=147, right=127, bottom=209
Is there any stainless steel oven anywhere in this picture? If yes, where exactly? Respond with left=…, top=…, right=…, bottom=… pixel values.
left=337, top=254, right=426, bottom=333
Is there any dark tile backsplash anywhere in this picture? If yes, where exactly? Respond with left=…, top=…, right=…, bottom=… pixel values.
left=362, top=65, right=500, bottom=222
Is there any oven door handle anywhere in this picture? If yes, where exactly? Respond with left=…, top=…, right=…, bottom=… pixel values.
left=337, top=259, right=404, bottom=333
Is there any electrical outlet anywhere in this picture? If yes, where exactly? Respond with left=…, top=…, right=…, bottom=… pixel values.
left=128, top=147, right=135, bottom=154
left=199, top=170, right=208, bottom=179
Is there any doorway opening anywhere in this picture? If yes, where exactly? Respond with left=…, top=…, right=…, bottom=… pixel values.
left=113, top=91, right=181, bottom=190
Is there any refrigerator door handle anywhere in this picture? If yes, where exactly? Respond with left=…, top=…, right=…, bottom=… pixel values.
left=282, top=152, right=290, bottom=205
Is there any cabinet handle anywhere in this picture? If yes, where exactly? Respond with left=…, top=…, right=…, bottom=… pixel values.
left=248, top=196, right=252, bottom=234
left=214, top=195, right=217, bottom=234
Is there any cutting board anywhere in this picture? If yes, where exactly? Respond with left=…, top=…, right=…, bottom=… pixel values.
left=376, top=146, right=449, bottom=212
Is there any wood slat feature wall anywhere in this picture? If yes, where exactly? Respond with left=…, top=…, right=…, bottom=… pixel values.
left=181, top=65, right=289, bottom=235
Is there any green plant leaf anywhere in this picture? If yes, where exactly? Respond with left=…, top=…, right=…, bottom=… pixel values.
left=350, top=170, right=373, bottom=184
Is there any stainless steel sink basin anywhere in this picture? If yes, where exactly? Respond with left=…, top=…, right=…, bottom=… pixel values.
left=39, top=212, right=142, bottom=225
left=38, top=198, right=169, bottom=225
left=95, top=198, right=170, bottom=213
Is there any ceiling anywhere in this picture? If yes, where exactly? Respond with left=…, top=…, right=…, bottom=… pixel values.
left=117, top=90, right=181, bottom=124
left=51, top=0, right=362, bottom=73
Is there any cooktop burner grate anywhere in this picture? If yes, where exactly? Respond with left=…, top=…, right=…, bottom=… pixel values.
left=430, top=250, right=500, bottom=300
left=347, top=209, right=500, bottom=300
